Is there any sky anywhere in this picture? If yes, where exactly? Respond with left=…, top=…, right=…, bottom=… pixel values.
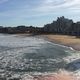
left=0, top=0, right=80, bottom=27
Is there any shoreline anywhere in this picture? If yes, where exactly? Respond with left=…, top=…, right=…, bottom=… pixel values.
left=40, top=34, right=80, bottom=51
left=15, top=33, right=80, bottom=51
left=39, top=35, right=74, bottom=51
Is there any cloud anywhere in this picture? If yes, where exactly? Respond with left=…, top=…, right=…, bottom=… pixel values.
left=35, top=0, right=80, bottom=12
left=0, top=0, right=80, bottom=26
left=0, top=0, right=80, bottom=19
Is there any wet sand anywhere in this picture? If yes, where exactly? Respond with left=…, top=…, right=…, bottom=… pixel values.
left=41, top=34, right=80, bottom=51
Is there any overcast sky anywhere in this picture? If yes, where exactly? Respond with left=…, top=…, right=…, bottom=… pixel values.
left=0, top=0, right=80, bottom=27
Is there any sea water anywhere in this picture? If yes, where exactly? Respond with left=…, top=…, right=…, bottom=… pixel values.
left=0, top=34, right=79, bottom=79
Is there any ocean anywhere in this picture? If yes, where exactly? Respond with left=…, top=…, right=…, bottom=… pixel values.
left=0, top=34, right=79, bottom=79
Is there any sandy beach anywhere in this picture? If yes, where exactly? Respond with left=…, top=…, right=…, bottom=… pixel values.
left=41, top=34, right=80, bottom=51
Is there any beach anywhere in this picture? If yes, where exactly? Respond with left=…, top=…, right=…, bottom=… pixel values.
left=41, top=34, right=80, bottom=51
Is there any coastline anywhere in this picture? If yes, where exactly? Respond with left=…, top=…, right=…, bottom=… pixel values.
left=15, top=33, right=80, bottom=51
left=40, top=34, right=80, bottom=51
